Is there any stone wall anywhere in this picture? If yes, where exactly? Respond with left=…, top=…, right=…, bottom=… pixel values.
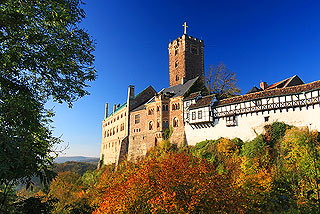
left=168, top=35, right=204, bottom=87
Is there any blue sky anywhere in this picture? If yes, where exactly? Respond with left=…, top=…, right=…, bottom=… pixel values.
left=49, top=0, right=320, bottom=157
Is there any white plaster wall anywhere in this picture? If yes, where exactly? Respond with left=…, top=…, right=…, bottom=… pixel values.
left=185, top=105, right=320, bottom=146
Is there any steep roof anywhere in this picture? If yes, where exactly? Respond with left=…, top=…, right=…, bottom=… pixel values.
left=161, top=77, right=199, bottom=98
left=131, top=103, right=146, bottom=112
left=184, top=91, right=201, bottom=101
left=265, top=75, right=304, bottom=90
left=189, top=94, right=216, bottom=110
left=218, top=80, right=320, bottom=107
left=106, top=85, right=155, bottom=118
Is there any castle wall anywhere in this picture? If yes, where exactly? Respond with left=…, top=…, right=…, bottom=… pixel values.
left=101, top=106, right=128, bottom=165
left=128, top=95, right=186, bottom=161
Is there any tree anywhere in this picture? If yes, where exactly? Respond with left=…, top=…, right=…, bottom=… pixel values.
left=94, top=151, right=245, bottom=213
left=205, top=62, right=241, bottom=99
left=0, top=0, right=96, bottom=211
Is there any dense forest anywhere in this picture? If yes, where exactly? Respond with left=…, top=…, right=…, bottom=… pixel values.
left=3, top=122, right=320, bottom=213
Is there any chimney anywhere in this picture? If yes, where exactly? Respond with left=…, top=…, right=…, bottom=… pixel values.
left=128, top=85, right=135, bottom=99
left=181, top=77, right=185, bottom=85
left=105, top=103, right=108, bottom=118
left=260, top=82, right=268, bottom=90
left=113, top=104, right=116, bottom=113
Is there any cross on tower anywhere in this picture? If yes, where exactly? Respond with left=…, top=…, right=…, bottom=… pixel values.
left=182, top=22, right=188, bottom=35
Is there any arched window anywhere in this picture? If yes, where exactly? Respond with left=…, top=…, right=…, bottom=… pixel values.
left=157, top=120, right=160, bottom=128
left=148, top=108, right=154, bottom=115
left=173, top=117, right=179, bottom=127
left=149, top=121, right=153, bottom=130
left=162, top=105, right=165, bottom=111
left=107, top=130, right=110, bottom=137
left=104, top=131, right=107, bottom=138
left=172, top=104, right=175, bottom=110
left=165, top=105, right=168, bottom=111
left=116, top=126, right=118, bottom=133
left=177, top=103, right=180, bottom=109
left=113, top=127, right=115, bottom=135
left=157, top=106, right=160, bottom=112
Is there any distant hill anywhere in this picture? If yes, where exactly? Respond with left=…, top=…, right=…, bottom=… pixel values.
left=54, top=156, right=100, bottom=163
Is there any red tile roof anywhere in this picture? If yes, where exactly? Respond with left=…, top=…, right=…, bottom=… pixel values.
left=189, top=94, right=216, bottom=109
left=184, top=91, right=201, bottom=101
left=218, top=80, right=320, bottom=106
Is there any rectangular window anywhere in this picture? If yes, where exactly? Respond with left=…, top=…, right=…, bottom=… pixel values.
left=226, top=115, right=236, bottom=127
left=192, top=112, right=196, bottom=120
left=198, top=110, right=202, bottom=119
left=254, top=99, right=262, bottom=106
left=135, top=114, right=140, bottom=124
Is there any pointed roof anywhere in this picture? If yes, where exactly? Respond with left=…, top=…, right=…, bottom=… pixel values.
left=265, top=75, right=304, bottom=90
left=246, top=86, right=262, bottom=94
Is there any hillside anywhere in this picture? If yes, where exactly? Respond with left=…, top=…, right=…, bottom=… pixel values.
left=54, top=156, right=99, bottom=164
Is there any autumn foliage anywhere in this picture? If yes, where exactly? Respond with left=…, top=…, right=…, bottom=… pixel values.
left=13, top=122, right=320, bottom=213
left=94, top=152, right=245, bottom=213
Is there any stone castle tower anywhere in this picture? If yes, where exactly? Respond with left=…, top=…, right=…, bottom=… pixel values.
left=168, top=25, right=204, bottom=87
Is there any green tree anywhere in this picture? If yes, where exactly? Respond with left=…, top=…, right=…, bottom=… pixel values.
left=0, top=0, right=96, bottom=211
left=205, top=62, right=241, bottom=99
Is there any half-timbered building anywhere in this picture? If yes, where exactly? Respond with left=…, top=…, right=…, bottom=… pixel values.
left=184, top=76, right=320, bottom=145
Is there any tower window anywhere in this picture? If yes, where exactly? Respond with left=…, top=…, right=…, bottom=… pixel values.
left=176, top=75, right=179, bottom=81
left=149, top=121, right=153, bottom=130
left=175, top=49, right=179, bottom=56
left=173, top=117, right=179, bottom=127
left=191, top=45, right=199, bottom=55
left=175, top=61, right=178, bottom=68
left=135, top=114, right=140, bottom=124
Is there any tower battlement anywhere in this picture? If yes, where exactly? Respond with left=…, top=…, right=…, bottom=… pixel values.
left=168, top=35, right=204, bottom=48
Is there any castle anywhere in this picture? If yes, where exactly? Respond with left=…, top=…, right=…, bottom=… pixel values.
left=100, top=24, right=320, bottom=165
